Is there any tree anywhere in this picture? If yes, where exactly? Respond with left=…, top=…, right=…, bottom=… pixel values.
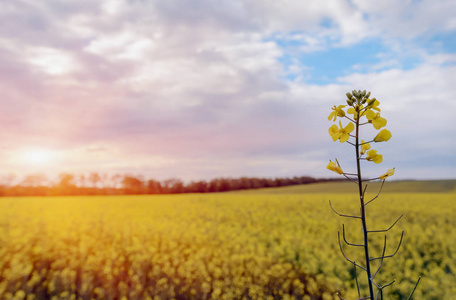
left=89, top=172, right=101, bottom=188
left=58, top=173, right=77, bottom=195
left=147, top=179, right=162, bottom=194
left=22, top=173, right=47, bottom=187
left=122, top=175, right=145, bottom=194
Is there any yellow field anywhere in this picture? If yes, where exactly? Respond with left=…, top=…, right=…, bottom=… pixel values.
left=0, top=191, right=454, bottom=299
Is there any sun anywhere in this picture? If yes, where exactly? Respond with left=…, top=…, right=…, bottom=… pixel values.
left=23, top=150, right=54, bottom=165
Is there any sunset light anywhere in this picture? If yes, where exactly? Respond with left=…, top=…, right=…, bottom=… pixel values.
left=22, top=149, right=54, bottom=165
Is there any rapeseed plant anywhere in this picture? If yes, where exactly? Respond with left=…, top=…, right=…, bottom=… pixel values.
left=326, top=90, right=420, bottom=300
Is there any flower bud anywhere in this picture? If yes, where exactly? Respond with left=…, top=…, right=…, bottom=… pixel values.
left=352, top=90, right=358, bottom=97
left=346, top=92, right=352, bottom=99
left=361, top=98, right=367, bottom=104
left=346, top=98, right=354, bottom=106
left=368, top=98, right=376, bottom=106
left=361, top=90, right=366, bottom=97
left=365, top=91, right=371, bottom=99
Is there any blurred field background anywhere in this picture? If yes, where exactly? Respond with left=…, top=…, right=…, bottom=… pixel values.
left=0, top=180, right=454, bottom=299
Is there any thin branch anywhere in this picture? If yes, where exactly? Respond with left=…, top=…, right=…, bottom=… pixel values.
left=360, top=140, right=374, bottom=145
left=370, top=231, right=404, bottom=261
left=371, top=280, right=381, bottom=289
left=406, top=276, right=421, bottom=300
left=344, top=172, right=359, bottom=176
left=363, top=177, right=382, bottom=182
left=343, top=173, right=359, bottom=184
left=342, top=224, right=364, bottom=247
left=364, top=180, right=385, bottom=206
left=344, top=116, right=356, bottom=123
left=338, top=232, right=367, bottom=271
left=336, top=160, right=358, bottom=183
left=373, top=279, right=396, bottom=300
left=353, top=263, right=361, bottom=299
left=347, top=141, right=356, bottom=146
left=367, top=215, right=403, bottom=233
left=362, top=184, right=368, bottom=199
left=375, top=289, right=382, bottom=300
left=372, top=236, right=388, bottom=280
left=330, top=200, right=361, bottom=219
left=379, top=279, right=396, bottom=289
left=337, top=293, right=371, bottom=300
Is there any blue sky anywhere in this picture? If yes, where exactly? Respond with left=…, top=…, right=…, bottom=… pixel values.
left=277, top=38, right=398, bottom=84
left=0, top=0, right=455, bottom=183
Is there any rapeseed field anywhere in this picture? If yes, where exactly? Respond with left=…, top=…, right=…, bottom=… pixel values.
left=0, top=189, right=454, bottom=299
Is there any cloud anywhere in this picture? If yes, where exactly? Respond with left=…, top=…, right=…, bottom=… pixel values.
left=0, top=0, right=455, bottom=181
left=353, top=0, right=456, bottom=37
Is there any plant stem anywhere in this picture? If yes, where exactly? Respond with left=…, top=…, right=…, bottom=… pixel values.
left=355, top=110, right=375, bottom=299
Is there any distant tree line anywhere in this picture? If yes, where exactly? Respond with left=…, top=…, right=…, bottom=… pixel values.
left=0, top=173, right=343, bottom=196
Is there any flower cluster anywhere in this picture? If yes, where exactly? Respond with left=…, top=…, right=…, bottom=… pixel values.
left=326, top=90, right=394, bottom=180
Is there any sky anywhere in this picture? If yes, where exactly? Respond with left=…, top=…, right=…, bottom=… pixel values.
left=0, top=0, right=455, bottom=183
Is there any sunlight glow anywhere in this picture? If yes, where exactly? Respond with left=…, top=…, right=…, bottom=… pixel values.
left=23, top=150, right=54, bottom=165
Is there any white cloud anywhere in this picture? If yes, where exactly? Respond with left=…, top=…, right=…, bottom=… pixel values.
left=26, top=47, right=80, bottom=75
left=351, top=0, right=456, bottom=38
left=101, top=0, right=127, bottom=15
left=84, top=31, right=155, bottom=60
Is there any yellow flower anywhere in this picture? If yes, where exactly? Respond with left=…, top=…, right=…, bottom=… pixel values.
left=374, top=129, right=392, bottom=142
left=338, top=121, right=354, bottom=143
left=379, top=168, right=395, bottom=180
left=347, top=105, right=363, bottom=120
left=366, top=110, right=387, bottom=129
left=367, top=99, right=380, bottom=111
left=366, top=149, right=383, bottom=164
left=360, top=140, right=371, bottom=155
left=328, top=105, right=346, bottom=121
left=328, top=124, right=340, bottom=142
left=329, top=121, right=354, bottom=143
left=327, top=159, right=343, bottom=175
